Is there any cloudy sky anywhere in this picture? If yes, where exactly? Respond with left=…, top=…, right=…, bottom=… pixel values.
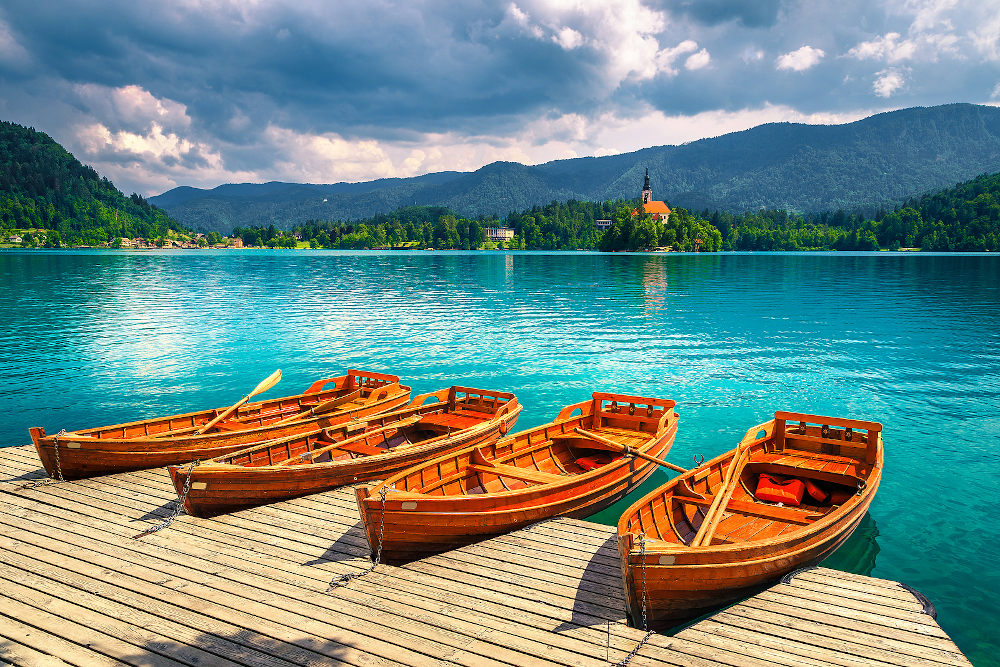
left=1, top=0, right=998, bottom=196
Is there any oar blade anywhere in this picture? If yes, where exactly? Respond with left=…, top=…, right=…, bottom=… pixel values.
left=249, top=369, right=282, bottom=398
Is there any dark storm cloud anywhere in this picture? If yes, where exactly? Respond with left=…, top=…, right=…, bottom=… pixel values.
left=0, top=1, right=995, bottom=195
left=1, top=1, right=602, bottom=139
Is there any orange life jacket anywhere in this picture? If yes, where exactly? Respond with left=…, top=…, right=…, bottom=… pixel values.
left=804, top=479, right=829, bottom=504
left=755, top=473, right=805, bottom=506
left=576, top=453, right=621, bottom=471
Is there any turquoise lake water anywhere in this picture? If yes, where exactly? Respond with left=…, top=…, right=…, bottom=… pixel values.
left=1, top=249, right=997, bottom=663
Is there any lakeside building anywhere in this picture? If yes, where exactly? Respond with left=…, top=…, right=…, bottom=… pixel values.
left=483, top=227, right=515, bottom=242
left=8, top=235, right=22, bottom=244
left=594, top=219, right=612, bottom=230
left=632, top=168, right=671, bottom=222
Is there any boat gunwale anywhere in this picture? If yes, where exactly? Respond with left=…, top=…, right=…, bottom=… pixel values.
left=363, top=394, right=680, bottom=504
left=32, top=369, right=408, bottom=443
left=617, top=417, right=883, bottom=560
left=185, top=392, right=524, bottom=472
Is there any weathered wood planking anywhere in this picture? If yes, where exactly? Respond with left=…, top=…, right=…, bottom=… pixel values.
left=0, top=444, right=972, bottom=667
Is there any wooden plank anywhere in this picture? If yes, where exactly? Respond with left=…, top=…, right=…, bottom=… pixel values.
left=0, top=447, right=972, bottom=667
left=0, top=499, right=626, bottom=665
left=0, top=589, right=192, bottom=667
left=718, top=605, right=971, bottom=667
left=0, top=480, right=628, bottom=664
left=0, top=611, right=129, bottom=667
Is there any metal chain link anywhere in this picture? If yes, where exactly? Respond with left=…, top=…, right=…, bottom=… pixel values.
left=614, top=535, right=655, bottom=667
left=132, top=460, right=199, bottom=539
left=329, top=485, right=388, bottom=590
left=22, top=429, right=68, bottom=488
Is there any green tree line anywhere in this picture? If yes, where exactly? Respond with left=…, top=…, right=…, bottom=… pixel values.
left=0, top=120, right=185, bottom=247
left=708, top=172, right=1000, bottom=251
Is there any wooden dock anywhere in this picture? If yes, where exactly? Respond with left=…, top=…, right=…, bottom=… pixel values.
left=0, top=444, right=971, bottom=666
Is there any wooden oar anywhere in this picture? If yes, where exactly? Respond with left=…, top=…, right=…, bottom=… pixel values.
left=195, top=369, right=282, bottom=435
left=573, top=428, right=687, bottom=474
left=272, top=389, right=364, bottom=426
left=690, top=445, right=752, bottom=547
left=276, top=416, right=421, bottom=466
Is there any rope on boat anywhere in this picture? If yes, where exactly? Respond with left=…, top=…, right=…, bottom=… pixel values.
left=132, top=460, right=199, bottom=539
left=328, top=485, right=389, bottom=590
left=614, top=535, right=655, bottom=666
left=22, top=430, right=67, bottom=488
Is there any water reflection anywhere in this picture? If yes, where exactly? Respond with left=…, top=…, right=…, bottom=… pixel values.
left=821, top=512, right=880, bottom=576
left=1, top=250, right=999, bottom=665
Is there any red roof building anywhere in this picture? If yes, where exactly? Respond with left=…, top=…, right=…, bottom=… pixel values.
left=632, top=168, right=671, bottom=221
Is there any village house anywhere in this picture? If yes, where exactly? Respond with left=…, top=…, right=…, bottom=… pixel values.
left=8, top=235, right=22, bottom=244
left=483, top=227, right=514, bottom=242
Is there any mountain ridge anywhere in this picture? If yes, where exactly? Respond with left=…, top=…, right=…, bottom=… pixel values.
left=151, top=103, right=1000, bottom=233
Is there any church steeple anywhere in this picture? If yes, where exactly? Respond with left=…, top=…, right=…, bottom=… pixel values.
left=641, top=167, right=652, bottom=204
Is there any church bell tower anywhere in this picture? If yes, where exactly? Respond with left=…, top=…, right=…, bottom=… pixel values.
left=642, top=168, right=652, bottom=204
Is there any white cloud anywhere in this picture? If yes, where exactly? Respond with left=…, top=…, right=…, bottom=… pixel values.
left=552, top=26, right=583, bottom=50
left=873, top=68, right=907, bottom=97
left=972, top=15, right=1000, bottom=61
left=75, top=84, right=192, bottom=130
left=654, top=40, right=698, bottom=77
left=847, top=30, right=959, bottom=63
left=0, top=17, right=30, bottom=67
left=501, top=1, right=700, bottom=85
left=907, top=0, right=958, bottom=33
left=685, top=48, right=711, bottom=70
left=848, top=33, right=916, bottom=62
left=991, top=82, right=1000, bottom=100
left=776, top=46, right=826, bottom=71
left=741, top=48, right=765, bottom=64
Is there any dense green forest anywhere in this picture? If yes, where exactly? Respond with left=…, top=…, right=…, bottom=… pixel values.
left=714, top=171, right=1000, bottom=251
left=0, top=120, right=184, bottom=247
left=231, top=200, right=722, bottom=251
left=231, top=170, right=1000, bottom=252
left=153, top=104, right=1000, bottom=232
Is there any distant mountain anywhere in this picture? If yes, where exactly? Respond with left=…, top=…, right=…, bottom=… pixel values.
left=152, top=103, right=1000, bottom=233
left=0, top=120, right=183, bottom=245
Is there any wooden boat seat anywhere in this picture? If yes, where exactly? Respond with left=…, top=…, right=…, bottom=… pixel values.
left=749, top=450, right=865, bottom=485
left=418, top=413, right=484, bottom=430
left=466, top=463, right=567, bottom=485
left=336, top=441, right=387, bottom=456
left=675, top=495, right=825, bottom=525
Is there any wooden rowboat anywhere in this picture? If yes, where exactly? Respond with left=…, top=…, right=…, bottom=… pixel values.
left=28, top=370, right=410, bottom=479
left=356, top=392, right=678, bottom=562
left=168, top=386, right=521, bottom=517
left=617, top=411, right=883, bottom=629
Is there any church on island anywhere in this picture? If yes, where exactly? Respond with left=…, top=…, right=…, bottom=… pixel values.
left=633, top=168, right=670, bottom=221
left=594, top=168, right=671, bottom=231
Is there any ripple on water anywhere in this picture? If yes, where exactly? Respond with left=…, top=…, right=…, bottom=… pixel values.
left=1, top=250, right=999, bottom=665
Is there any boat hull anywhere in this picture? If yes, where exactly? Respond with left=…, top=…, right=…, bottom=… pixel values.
left=171, top=392, right=522, bottom=517
left=29, top=370, right=409, bottom=479
left=617, top=411, right=883, bottom=629
left=357, top=393, right=678, bottom=562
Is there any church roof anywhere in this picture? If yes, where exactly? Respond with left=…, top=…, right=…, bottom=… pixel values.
left=632, top=200, right=671, bottom=217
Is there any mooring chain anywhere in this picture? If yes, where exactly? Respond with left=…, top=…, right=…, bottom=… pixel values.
left=329, top=485, right=389, bottom=590
left=132, top=459, right=199, bottom=539
left=614, top=534, right=655, bottom=667
left=22, top=429, right=68, bottom=489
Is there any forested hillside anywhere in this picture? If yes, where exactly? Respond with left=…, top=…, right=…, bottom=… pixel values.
left=153, top=104, right=1000, bottom=232
left=716, top=171, right=1000, bottom=251
left=233, top=170, right=1000, bottom=252
left=0, top=121, right=183, bottom=246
